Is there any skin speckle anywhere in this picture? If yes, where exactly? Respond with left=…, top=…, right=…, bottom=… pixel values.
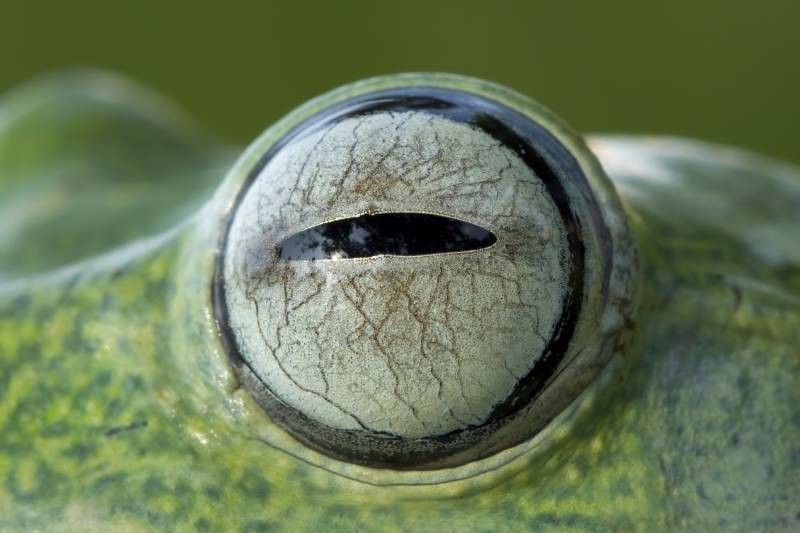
left=104, top=420, right=147, bottom=438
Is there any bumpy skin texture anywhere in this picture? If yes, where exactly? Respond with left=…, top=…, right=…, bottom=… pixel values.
left=1, top=72, right=799, bottom=531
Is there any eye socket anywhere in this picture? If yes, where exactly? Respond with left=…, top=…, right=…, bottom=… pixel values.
left=214, top=80, right=635, bottom=470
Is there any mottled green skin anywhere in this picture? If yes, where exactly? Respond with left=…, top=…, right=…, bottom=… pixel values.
left=1, top=72, right=798, bottom=531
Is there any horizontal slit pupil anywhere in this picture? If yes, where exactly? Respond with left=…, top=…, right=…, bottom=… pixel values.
left=278, top=213, right=496, bottom=261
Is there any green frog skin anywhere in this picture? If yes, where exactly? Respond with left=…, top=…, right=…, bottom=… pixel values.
left=0, top=71, right=798, bottom=531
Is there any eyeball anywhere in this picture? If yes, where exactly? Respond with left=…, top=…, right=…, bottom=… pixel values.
left=213, top=76, right=636, bottom=469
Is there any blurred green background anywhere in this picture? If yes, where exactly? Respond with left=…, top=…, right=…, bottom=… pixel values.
left=1, top=1, right=798, bottom=163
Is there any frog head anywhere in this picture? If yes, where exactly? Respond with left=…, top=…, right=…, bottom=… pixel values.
left=0, top=72, right=797, bottom=531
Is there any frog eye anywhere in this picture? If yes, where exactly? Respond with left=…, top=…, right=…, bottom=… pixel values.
left=213, top=79, right=635, bottom=469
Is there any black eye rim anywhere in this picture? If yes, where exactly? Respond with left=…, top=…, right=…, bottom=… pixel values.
left=212, top=85, right=607, bottom=468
